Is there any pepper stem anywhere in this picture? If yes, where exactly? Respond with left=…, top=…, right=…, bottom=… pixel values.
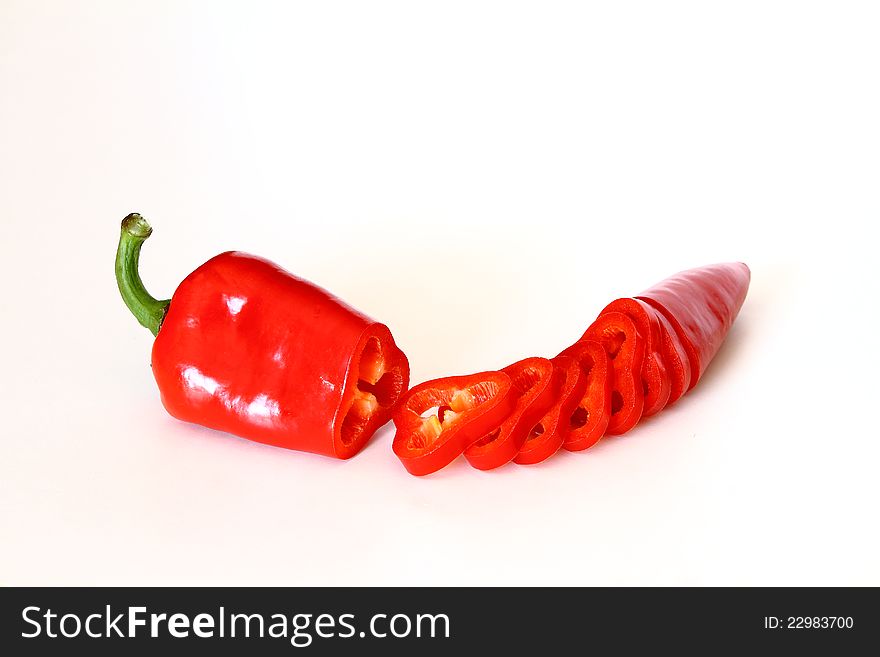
left=115, top=213, right=170, bottom=336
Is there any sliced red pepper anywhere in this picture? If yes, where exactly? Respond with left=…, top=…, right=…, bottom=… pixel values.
left=650, top=304, right=691, bottom=405
left=514, top=353, right=588, bottom=465
left=463, top=357, right=556, bottom=471
left=579, top=311, right=646, bottom=435
left=116, top=214, right=410, bottom=459
left=598, top=298, right=671, bottom=417
left=558, top=340, right=612, bottom=452
left=636, top=262, right=751, bottom=386
left=392, top=371, right=516, bottom=476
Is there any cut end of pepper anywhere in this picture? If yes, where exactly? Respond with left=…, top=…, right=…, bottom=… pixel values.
left=581, top=312, right=645, bottom=436
left=338, top=333, right=409, bottom=456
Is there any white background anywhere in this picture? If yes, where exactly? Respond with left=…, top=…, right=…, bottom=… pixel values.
left=2, top=1, right=878, bottom=586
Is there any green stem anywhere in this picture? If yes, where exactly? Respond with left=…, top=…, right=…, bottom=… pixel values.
left=115, top=213, right=170, bottom=336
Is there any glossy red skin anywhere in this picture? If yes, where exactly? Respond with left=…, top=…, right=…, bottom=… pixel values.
left=392, top=371, right=515, bottom=476
left=580, top=311, right=646, bottom=435
left=650, top=305, right=691, bottom=405
left=464, top=357, right=556, bottom=471
left=152, top=251, right=410, bottom=459
left=637, top=262, right=750, bottom=386
left=514, top=353, right=588, bottom=465
left=559, top=341, right=612, bottom=452
left=599, top=298, right=670, bottom=417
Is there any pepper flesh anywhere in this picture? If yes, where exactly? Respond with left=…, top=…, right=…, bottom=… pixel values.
left=559, top=340, right=612, bottom=452
left=117, top=215, right=410, bottom=459
left=463, top=357, right=556, bottom=471
left=514, top=353, right=588, bottom=465
left=636, top=262, right=751, bottom=386
left=598, top=297, right=671, bottom=417
left=579, top=311, right=646, bottom=435
left=392, top=371, right=516, bottom=476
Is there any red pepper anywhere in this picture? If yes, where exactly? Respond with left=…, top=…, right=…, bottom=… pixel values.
left=392, top=371, right=516, bottom=476
left=513, top=350, right=589, bottom=465
left=463, top=357, right=556, bottom=471
left=636, top=263, right=751, bottom=386
left=579, top=311, right=646, bottom=435
left=115, top=214, right=410, bottom=459
left=559, top=340, right=612, bottom=452
left=651, top=305, right=692, bottom=405
left=598, top=298, right=671, bottom=417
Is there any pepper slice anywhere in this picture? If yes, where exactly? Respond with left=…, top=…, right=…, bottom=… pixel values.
left=116, top=214, right=410, bottom=459
left=463, top=357, right=556, bottom=471
left=598, top=298, right=671, bottom=417
left=650, top=304, right=691, bottom=405
left=392, top=371, right=516, bottom=476
left=636, top=262, right=751, bottom=386
left=559, top=340, right=612, bottom=452
left=514, top=353, right=588, bottom=465
left=579, top=311, right=646, bottom=435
